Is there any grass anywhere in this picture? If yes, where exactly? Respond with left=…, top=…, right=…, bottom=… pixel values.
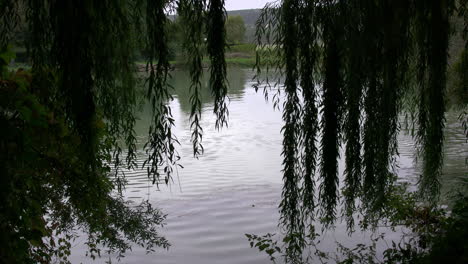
left=226, top=43, right=256, bottom=54
left=136, top=43, right=258, bottom=69
left=224, top=57, right=256, bottom=67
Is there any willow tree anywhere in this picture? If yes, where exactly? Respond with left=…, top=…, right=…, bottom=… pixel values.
left=0, top=0, right=230, bottom=262
left=1, top=0, right=467, bottom=263
left=254, top=0, right=467, bottom=261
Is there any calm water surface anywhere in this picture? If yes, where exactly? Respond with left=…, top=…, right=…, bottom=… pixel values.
left=70, top=68, right=467, bottom=263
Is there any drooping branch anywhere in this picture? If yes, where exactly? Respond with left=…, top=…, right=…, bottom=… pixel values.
left=144, top=0, right=180, bottom=185
left=254, top=0, right=463, bottom=243
left=342, top=1, right=364, bottom=231
left=417, top=0, right=451, bottom=202
left=206, top=0, right=229, bottom=129
left=298, top=0, right=319, bottom=225
left=180, top=0, right=206, bottom=158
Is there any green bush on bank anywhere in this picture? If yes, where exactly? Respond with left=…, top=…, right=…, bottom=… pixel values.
left=246, top=182, right=468, bottom=264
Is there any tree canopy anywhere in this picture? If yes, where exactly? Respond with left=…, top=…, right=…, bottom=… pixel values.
left=226, top=15, right=246, bottom=44
left=1, top=0, right=467, bottom=263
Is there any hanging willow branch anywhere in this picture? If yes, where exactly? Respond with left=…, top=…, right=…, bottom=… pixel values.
left=416, top=0, right=452, bottom=202
left=0, top=0, right=176, bottom=260
left=144, top=0, right=180, bottom=185
left=179, top=0, right=206, bottom=158
left=253, top=1, right=283, bottom=107
left=278, top=0, right=304, bottom=261
left=318, top=2, right=345, bottom=227
left=341, top=1, right=364, bottom=231
left=298, top=0, right=319, bottom=223
left=206, top=0, right=229, bottom=129
left=458, top=0, right=468, bottom=112
left=254, top=0, right=465, bottom=258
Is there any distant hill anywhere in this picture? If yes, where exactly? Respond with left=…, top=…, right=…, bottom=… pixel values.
left=227, top=9, right=262, bottom=43
left=227, top=9, right=261, bottom=26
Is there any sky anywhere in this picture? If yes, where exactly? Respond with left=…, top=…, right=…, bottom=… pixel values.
left=225, top=0, right=275, bottom=11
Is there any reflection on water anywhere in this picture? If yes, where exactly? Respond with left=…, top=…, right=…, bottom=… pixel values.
left=397, top=113, right=468, bottom=197
left=170, top=67, right=247, bottom=114
left=70, top=67, right=467, bottom=264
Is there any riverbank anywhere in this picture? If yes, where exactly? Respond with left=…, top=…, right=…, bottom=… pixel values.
left=10, top=44, right=259, bottom=71
left=136, top=44, right=257, bottom=70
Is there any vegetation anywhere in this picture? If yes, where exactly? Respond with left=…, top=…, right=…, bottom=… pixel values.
left=226, top=15, right=246, bottom=44
left=447, top=50, right=468, bottom=107
left=166, top=12, right=252, bottom=66
left=227, top=9, right=262, bottom=43
left=247, top=182, right=468, bottom=264
left=251, top=0, right=467, bottom=262
left=0, top=47, right=169, bottom=263
left=1, top=0, right=467, bottom=263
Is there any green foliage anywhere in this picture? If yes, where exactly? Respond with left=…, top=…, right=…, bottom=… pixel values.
left=226, top=9, right=262, bottom=43
left=166, top=18, right=185, bottom=61
left=179, top=0, right=206, bottom=157
left=0, top=45, right=15, bottom=71
left=227, top=43, right=256, bottom=54
left=144, top=0, right=180, bottom=185
left=0, top=63, right=169, bottom=263
left=245, top=233, right=282, bottom=263
left=248, top=183, right=468, bottom=264
left=226, top=15, right=246, bottom=44
left=254, top=0, right=468, bottom=262
left=278, top=1, right=304, bottom=261
left=447, top=49, right=468, bottom=107
left=206, top=0, right=229, bottom=129
left=2, top=0, right=468, bottom=263
left=0, top=0, right=234, bottom=261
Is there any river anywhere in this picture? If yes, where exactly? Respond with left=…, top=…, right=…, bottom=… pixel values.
left=70, top=67, right=467, bottom=264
